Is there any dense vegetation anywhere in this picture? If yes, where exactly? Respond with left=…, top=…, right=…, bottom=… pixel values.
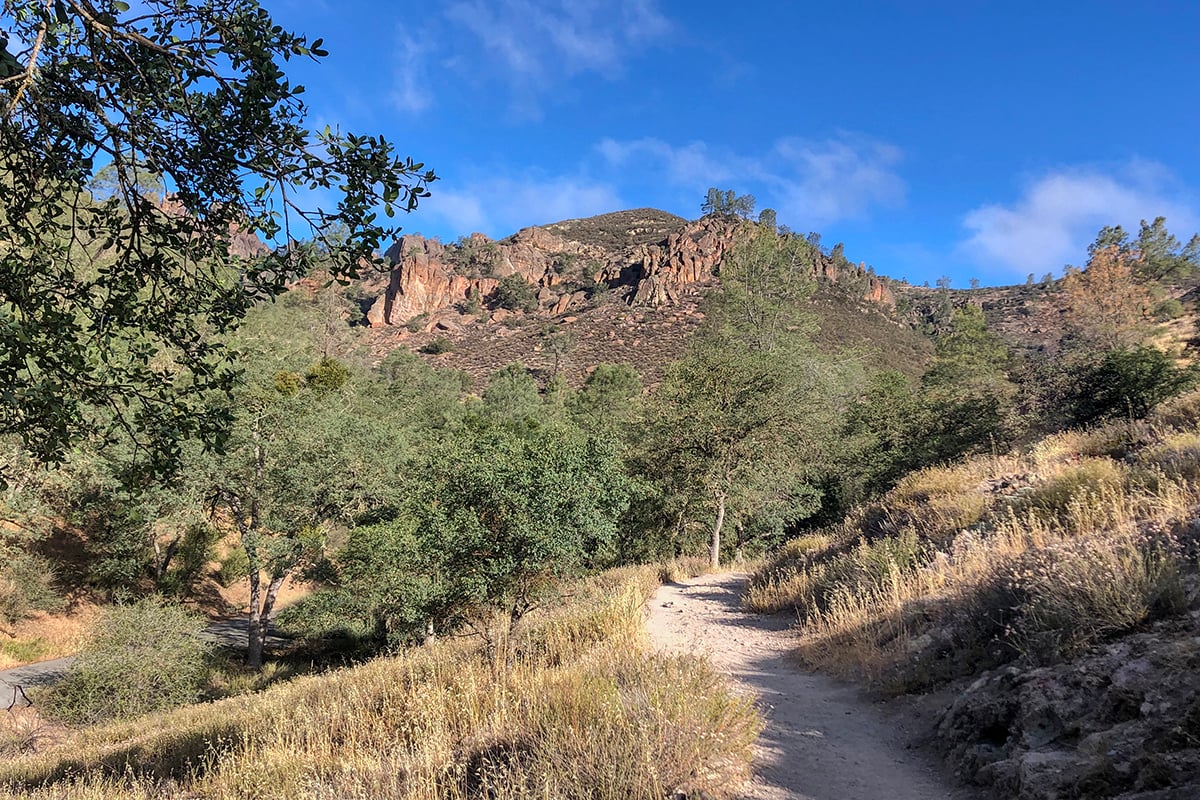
left=3, top=4, right=1200, bottom=794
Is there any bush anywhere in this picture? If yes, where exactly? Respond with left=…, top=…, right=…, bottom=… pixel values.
left=45, top=598, right=213, bottom=724
left=1072, top=346, right=1197, bottom=422
left=0, top=548, right=60, bottom=627
left=304, top=357, right=350, bottom=392
left=494, top=273, right=538, bottom=312
left=1153, top=297, right=1184, bottom=322
left=1010, top=535, right=1186, bottom=661
left=419, top=337, right=455, bottom=355
left=217, top=547, right=251, bottom=588
left=404, top=312, right=429, bottom=333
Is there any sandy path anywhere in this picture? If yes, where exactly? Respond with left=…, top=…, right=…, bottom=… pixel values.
left=646, top=572, right=979, bottom=800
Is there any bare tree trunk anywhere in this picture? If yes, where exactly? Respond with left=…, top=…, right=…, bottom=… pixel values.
left=247, top=572, right=286, bottom=670
left=710, top=491, right=726, bottom=569
left=246, top=564, right=264, bottom=669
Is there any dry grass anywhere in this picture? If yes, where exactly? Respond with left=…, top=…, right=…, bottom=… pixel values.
left=748, top=391, right=1200, bottom=690
left=657, top=554, right=717, bottom=584
left=0, top=566, right=760, bottom=800
left=0, top=605, right=99, bottom=670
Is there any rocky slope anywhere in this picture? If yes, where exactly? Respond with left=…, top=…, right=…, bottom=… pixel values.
left=357, top=209, right=922, bottom=385
left=362, top=211, right=896, bottom=329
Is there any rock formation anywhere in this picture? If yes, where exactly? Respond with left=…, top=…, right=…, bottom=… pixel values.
left=362, top=211, right=896, bottom=330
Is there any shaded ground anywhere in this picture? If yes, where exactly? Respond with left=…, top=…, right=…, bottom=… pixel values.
left=646, top=572, right=979, bottom=800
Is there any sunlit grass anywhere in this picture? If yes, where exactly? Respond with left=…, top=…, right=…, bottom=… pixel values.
left=747, top=389, right=1200, bottom=690
left=0, top=566, right=760, bottom=800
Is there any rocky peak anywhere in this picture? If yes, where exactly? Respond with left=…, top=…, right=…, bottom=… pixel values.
left=362, top=210, right=896, bottom=332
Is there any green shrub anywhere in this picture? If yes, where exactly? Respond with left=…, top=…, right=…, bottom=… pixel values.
left=494, top=274, right=538, bottom=312
left=0, top=548, right=61, bottom=627
left=1153, top=297, right=1184, bottom=322
left=419, top=337, right=455, bottom=355
left=304, top=357, right=350, bottom=392
left=404, top=313, right=430, bottom=333
left=45, top=598, right=213, bottom=725
left=1072, top=346, right=1197, bottom=422
left=217, top=548, right=251, bottom=588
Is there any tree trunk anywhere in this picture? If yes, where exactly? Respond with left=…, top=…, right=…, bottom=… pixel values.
left=710, top=492, right=726, bottom=569
left=245, top=562, right=264, bottom=669
left=246, top=572, right=286, bottom=670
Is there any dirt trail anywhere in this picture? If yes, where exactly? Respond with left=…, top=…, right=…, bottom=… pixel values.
left=646, top=572, right=978, bottom=800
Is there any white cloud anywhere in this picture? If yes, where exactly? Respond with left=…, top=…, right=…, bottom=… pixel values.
left=598, top=133, right=906, bottom=226
left=389, top=32, right=433, bottom=113
left=960, top=161, right=1200, bottom=277
left=443, top=0, right=671, bottom=111
left=768, top=136, right=905, bottom=225
left=423, top=174, right=623, bottom=236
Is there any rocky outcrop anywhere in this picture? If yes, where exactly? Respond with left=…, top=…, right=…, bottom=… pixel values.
left=936, top=624, right=1200, bottom=800
left=627, top=216, right=742, bottom=305
left=363, top=211, right=898, bottom=329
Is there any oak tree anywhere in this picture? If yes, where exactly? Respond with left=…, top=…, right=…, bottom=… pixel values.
left=0, top=0, right=435, bottom=482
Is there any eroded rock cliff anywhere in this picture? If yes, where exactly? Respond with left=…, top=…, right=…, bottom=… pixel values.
left=363, top=210, right=896, bottom=331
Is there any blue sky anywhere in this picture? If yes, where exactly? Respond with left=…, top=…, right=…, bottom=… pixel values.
left=270, top=0, right=1200, bottom=287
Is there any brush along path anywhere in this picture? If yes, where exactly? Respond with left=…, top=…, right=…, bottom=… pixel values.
left=0, top=616, right=290, bottom=700
left=646, top=572, right=977, bottom=800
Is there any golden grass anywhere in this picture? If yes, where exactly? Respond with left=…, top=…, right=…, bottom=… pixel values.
left=657, top=554, right=716, bottom=584
left=0, top=604, right=100, bottom=670
left=748, top=418, right=1200, bottom=689
left=0, top=566, right=760, bottom=800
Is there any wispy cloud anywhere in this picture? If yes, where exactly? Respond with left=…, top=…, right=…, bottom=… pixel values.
left=422, top=173, right=623, bottom=236
left=389, top=32, right=434, bottom=113
left=959, top=160, right=1200, bottom=277
left=443, top=0, right=671, bottom=115
left=598, top=133, right=906, bottom=226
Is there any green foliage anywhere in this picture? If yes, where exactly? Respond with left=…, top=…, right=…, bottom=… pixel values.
left=1152, top=297, right=1184, bottom=321
left=419, top=337, right=455, bottom=355
left=289, top=421, right=632, bottom=648
left=405, top=313, right=430, bottom=333
left=412, top=423, right=631, bottom=628
left=45, top=598, right=213, bottom=724
left=304, top=357, right=351, bottom=392
left=701, top=187, right=755, bottom=219
left=483, top=363, right=543, bottom=427
left=217, top=548, right=251, bottom=588
left=1071, top=345, right=1198, bottom=423
left=570, top=364, right=642, bottom=433
left=639, top=228, right=843, bottom=565
left=0, top=546, right=60, bottom=628
left=0, top=0, right=434, bottom=481
left=273, top=370, right=304, bottom=397
left=1132, top=217, right=1200, bottom=283
left=494, top=274, right=538, bottom=312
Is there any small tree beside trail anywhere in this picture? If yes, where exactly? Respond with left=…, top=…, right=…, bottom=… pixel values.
left=208, top=359, right=400, bottom=668
left=642, top=228, right=842, bottom=568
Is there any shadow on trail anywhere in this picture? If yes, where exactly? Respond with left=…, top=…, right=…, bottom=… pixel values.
left=649, top=572, right=981, bottom=800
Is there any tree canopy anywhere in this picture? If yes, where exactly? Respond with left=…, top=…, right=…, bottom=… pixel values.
left=0, top=0, right=435, bottom=480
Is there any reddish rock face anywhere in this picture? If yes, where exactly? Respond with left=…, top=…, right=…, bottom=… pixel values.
left=363, top=213, right=896, bottom=328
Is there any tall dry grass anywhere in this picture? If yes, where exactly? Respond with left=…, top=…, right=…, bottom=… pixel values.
left=0, top=566, right=760, bottom=800
left=747, top=391, right=1200, bottom=691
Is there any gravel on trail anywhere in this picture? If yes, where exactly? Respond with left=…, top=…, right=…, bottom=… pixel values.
left=646, top=572, right=981, bottom=800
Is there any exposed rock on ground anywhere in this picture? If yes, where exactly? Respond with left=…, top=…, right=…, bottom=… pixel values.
left=936, top=618, right=1200, bottom=799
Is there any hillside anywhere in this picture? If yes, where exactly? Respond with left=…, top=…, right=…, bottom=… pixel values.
left=357, top=208, right=930, bottom=385
left=747, top=391, right=1200, bottom=800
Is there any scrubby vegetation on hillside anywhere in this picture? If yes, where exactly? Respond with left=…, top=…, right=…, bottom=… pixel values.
left=0, top=567, right=758, bottom=800
left=748, top=392, right=1200, bottom=798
